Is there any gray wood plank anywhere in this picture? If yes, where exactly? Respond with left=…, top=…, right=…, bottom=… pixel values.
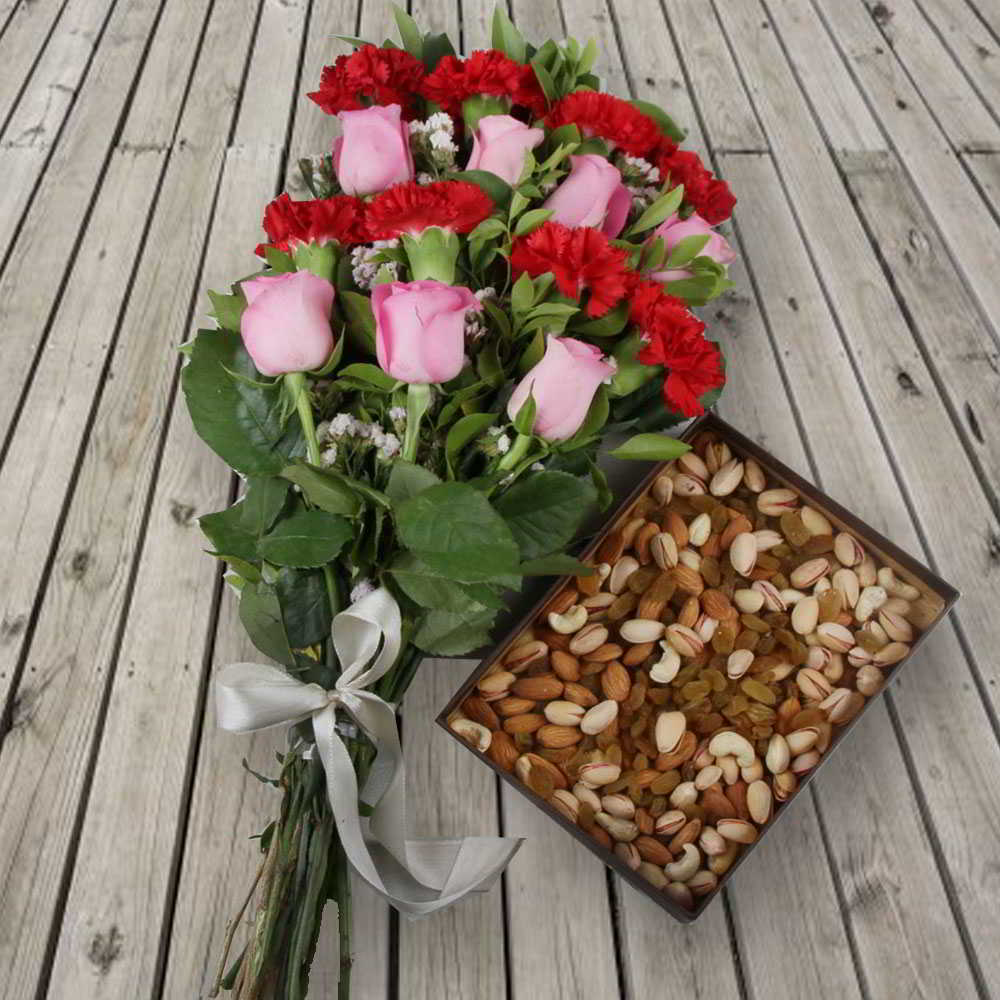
left=720, top=150, right=993, bottom=997
left=0, top=2, right=262, bottom=994
left=398, top=660, right=506, bottom=1000
left=964, top=148, right=1000, bottom=216
left=408, top=0, right=458, bottom=42
left=460, top=0, right=495, bottom=51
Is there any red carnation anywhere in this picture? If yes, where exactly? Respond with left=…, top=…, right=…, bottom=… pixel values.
left=364, top=180, right=493, bottom=239
left=256, top=193, right=368, bottom=256
left=420, top=49, right=547, bottom=118
left=656, top=146, right=736, bottom=225
left=630, top=279, right=725, bottom=416
left=510, top=222, right=634, bottom=317
left=546, top=91, right=662, bottom=157
left=308, top=45, right=426, bottom=119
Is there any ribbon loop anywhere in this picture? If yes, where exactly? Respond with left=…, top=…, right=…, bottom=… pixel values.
left=215, top=587, right=521, bottom=919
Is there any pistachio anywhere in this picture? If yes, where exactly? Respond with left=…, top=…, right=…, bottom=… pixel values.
left=729, top=532, right=758, bottom=576
left=796, top=667, right=833, bottom=701
left=665, top=623, right=704, bottom=657
left=833, top=531, right=864, bottom=567
left=786, top=726, right=820, bottom=755
left=753, top=579, right=786, bottom=612
left=878, top=608, right=914, bottom=642
left=710, top=458, right=744, bottom=497
left=741, top=758, right=764, bottom=783
left=873, top=641, right=910, bottom=667
left=640, top=862, right=669, bottom=890
left=550, top=789, right=580, bottom=823
left=717, top=818, right=758, bottom=844
left=601, top=793, right=636, bottom=819
left=669, top=781, right=699, bottom=809
left=580, top=699, right=619, bottom=736
left=743, top=458, right=766, bottom=492
left=673, top=473, right=706, bottom=497
left=773, top=770, right=798, bottom=801
left=620, top=618, right=666, bottom=644
left=569, top=623, right=609, bottom=656
left=765, top=733, right=791, bottom=774
left=752, top=529, right=784, bottom=552
left=578, top=761, right=622, bottom=787
left=652, top=474, right=674, bottom=505
left=573, top=783, right=602, bottom=812
left=847, top=645, right=872, bottom=669
left=747, top=780, right=773, bottom=825
left=608, top=556, right=639, bottom=595
left=664, top=880, right=694, bottom=909
left=695, top=764, right=724, bottom=791
left=699, top=825, right=728, bottom=856
left=650, top=531, right=679, bottom=569
left=548, top=605, right=588, bottom=634
left=716, top=754, right=740, bottom=786
left=856, top=664, right=884, bottom=696
left=831, top=568, right=861, bottom=609
left=820, top=687, right=864, bottom=724
left=655, top=710, right=687, bottom=754
left=655, top=809, right=688, bottom=837
left=478, top=670, right=515, bottom=697
left=816, top=621, right=854, bottom=652
left=688, top=869, right=718, bottom=896
left=708, top=840, right=741, bottom=875
left=726, top=648, right=755, bottom=680
left=615, top=841, right=642, bottom=870
left=689, top=512, right=712, bottom=547
left=800, top=506, right=833, bottom=536
left=733, top=588, right=765, bottom=613
left=505, top=640, right=549, bottom=672
left=757, top=488, right=798, bottom=516
left=854, top=585, right=887, bottom=623
left=543, top=700, right=585, bottom=727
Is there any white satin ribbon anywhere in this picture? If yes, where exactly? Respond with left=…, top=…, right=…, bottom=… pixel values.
left=215, top=587, right=521, bottom=919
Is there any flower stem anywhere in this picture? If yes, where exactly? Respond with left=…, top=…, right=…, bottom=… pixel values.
left=497, top=432, right=532, bottom=471
left=401, top=383, right=432, bottom=463
left=285, top=372, right=339, bottom=623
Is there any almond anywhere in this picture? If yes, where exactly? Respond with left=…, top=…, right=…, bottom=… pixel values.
left=519, top=752, right=568, bottom=790
left=601, top=661, right=631, bottom=702
left=494, top=696, right=536, bottom=717
left=671, top=563, right=704, bottom=596
left=665, top=511, right=689, bottom=549
left=537, top=724, right=583, bottom=749
left=634, top=835, right=672, bottom=866
left=461, top=695, right=500, bottom=731
left=656, top=730, right=697, bottom=770
left=701, top=588, right=733, bottom=619
left=512, top=674, right=564, bottom=701
left=550, top=650, right=581, bottom=682
left=503, top=713, right=546, bottom=735
left=563, top=682, right=599, bottom=708
left=487, top=731, right=518, bottom=771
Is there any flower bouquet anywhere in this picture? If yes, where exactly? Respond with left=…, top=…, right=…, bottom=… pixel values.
left=181, top=6, right=736, bottom=997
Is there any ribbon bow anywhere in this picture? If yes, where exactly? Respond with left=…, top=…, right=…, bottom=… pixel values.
left=215, top=587, right=521, bottom=918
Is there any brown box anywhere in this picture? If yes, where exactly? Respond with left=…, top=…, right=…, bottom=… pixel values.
left=436, top=413, right=959, bottom=922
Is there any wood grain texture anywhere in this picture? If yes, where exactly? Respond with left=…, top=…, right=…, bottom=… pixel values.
left=398, top=660, right=506, bottom=1000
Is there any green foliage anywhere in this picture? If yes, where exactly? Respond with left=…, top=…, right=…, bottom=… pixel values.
left=239, top=582, right=295, bottom=666
left=339, top=291, right=377, bottom=355
left=275, top=568, right=333, bottom=648
left=412, top=607, right=497, bottom=656
left=257, top=509, right=354, bottom=568
left=385, top=461, right=442, bottom=504
left=609, top=433, right=693, bottom=461
left=496, top=470, right=597, bottom=560
left=281, top=461, right=363, bottom=516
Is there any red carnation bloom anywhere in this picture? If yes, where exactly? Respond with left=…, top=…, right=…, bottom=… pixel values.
left=656, top=146, right=736, bottom=225
left=364, top=180, right=493, bottom=239
left=308, top=45, right=426, bottom=119
left=256, top=193, right=368, bottom=255
left=420, top=49, right=547, bottom=118
left=630, top=279, right=725, bottom=416
left=510, top=222, right=634, bottom=317
left=546, top=91, right=662, bottom=157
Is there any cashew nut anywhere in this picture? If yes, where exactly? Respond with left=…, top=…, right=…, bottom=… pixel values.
left=547, top=604, right=588, bottom=634
left=708, top=730, right=756, bottom=768
left=665, top=843, right=701, bottom=883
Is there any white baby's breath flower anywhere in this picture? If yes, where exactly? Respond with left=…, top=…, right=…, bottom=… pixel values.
left=530, top=462, right=545, bottom=472
left=329, top=413, right=358, bottom=437
left=350, top=578, right=375, bottom=603
left=475, top=286, right=496, bottom=301
left=320, top=444, right=338, bottom=466
left=425, top=111, right=454, bottom=133
left=377, top=433, right=401, bottom=460
left=416, top=171, right=435, bottom=185
left=388, top=406, right=406, bottom=422
left=496, top=434, right=511, bottom=455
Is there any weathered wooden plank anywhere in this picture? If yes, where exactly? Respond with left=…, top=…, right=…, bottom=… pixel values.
left=0, top=0, right=198, bottom=440
left=460, top=0, right=494, bottom=51
left=964, top=148, right=1000, bottom=216
left=659, top=0, right=768, bottom=153
left=0, top=2, right=262, bottom=993
left=0, top=0, right=76, bottom=135
left=409, top=0, right=458, bottom=42
left=554, top=0, right=629, bottom=97
left=840, top=149, right=1000, bottom=506
left=854, top=0, right=1000, bottom=152
left=714, top=0, right=1000, bottom=728
left=794, top=0, right=1000, bottom=342
left=509, top=0, right=563, bottom=44
left=398, top=660, right=506, bottom=1000
left=720, top=150, right=992, bottom=997
left=916, top=0, right=1000, bottom=131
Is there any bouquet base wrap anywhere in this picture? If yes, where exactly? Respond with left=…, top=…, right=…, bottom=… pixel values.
left=215, top=588, right=522, bottom=923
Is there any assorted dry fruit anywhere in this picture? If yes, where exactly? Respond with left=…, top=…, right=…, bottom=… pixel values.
left=448, top=429, right=943, bottom=911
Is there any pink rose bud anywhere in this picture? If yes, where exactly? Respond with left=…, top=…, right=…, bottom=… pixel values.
left=373, top=279, right=481, bottom=384
left=508, top=335, right=616, bottom=441
left=333, top=103, right=414, bottom=196
left=465, top=114, right=545, bottom=186
left=649, top=212, right=736, bottom=281
left=542, top=154, right=632, bottom=238
left=240, top=271, right=336, bottom=376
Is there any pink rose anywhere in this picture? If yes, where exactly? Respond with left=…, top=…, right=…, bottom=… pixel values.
left=508, top=335, right=615, bottom=441
left=373, top=279, right=481, bottom=384
left=465, top=114, right=545, bottom=186
left=333, top=104, right=414, bottom=196
left=240, top=271, right=335, bottom=376
left=542, top=154, right=632, bottom=238
left=649, top=212, right=736, bottom=281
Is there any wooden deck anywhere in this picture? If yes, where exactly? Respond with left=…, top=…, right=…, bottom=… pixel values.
left=1, top=0, right=999, bottom=996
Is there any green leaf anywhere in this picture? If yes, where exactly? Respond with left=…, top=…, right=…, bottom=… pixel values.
left=569, top=300, right=629, bottom=338
left=496, top=470, right=597, bottom=560
left=483, top=298, right=512, bottom=340
left=412, top=607, right=496, bottom=656
left=208, top=287, right=246, bottom=332
left=392, top=4, right=423, bottom=58
left=450, top=170, right=513, bottom=209
left=336, top=363, right=398, bottom=392
left=513, top=208, right=553, bottom=237
left=281, top=461, right=363, bottom=516
left=511, top=391, right=536, bottom=435
left=241, top=477, right=290, bottom=536
left=275, top=567, right=332, bottom=648
left=182, top=329, right=301, bottom=477
left=395, top=482, right=521, bottom=582
left=239, top=583, right=295, bottom=666
left=519, top=554, right=594, bottom=576
left=530, top=56, right=558, bottom=103
left=627, top=185, right=684, bottom=235
left=511, top=272, right=534, bottom=317
left=491, top=6, right=527, bottom=63
left=587, top=456, right=614, bottom=511
left=200, top=504, right=258, bottom=564
left=468, top=217, right=508, bottom=242
left=445, top=412, right=497, bottom=476
left=667, top=233, right=711, bottom=269
left=257, top=509, right=354, bottom=568
left=385, top=461, right=441, bottom=504
left=421, top=31, right=456, bottom=72
left=339, top=291, right=377, bottom=354
left=629, top=98, right=686, bottom=142
left=609, top=433, right=692, bottom=462
left=390, top=552, right=503, bottom=611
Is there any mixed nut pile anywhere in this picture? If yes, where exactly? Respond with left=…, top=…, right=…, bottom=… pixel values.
left=448, top=429, right=941, bottom=911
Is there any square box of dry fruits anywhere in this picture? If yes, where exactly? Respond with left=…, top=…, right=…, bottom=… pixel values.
left=437, top=413, right=958, bottom=922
